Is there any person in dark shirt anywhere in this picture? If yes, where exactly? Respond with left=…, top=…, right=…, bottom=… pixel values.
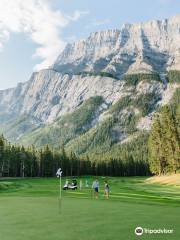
left=104, top=181, right=110, bottom=199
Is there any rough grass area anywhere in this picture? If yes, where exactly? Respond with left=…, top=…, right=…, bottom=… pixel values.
left=146, top=174, right=180, bottom=186
left=0, top=181, right=23, bottom=191
left=0, top=177, right=179, bottom=240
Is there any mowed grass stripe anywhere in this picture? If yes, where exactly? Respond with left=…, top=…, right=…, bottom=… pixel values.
left=64, top=191, right=180, bottom=205
left=64, top=189, right=180, bottom=200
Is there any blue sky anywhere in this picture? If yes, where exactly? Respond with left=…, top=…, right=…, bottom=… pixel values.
left=0, top=0, right=180, bottom=90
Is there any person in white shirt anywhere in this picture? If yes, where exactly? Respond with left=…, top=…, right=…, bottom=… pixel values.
left=92, top=179, right=99, bottom=198
left=79, top=179, right=83, bottom=190
left=85, top=179, right=89, bottom=188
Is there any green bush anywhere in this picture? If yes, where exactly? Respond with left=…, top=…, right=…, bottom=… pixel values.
left=109, top=92, right=159, bottom=117
left=109, top=96, right=130, bottom=114
left=133, top=92, right=160, bottom=116
left=167, top=71, right=180, bottom=83
left=124, top=73, right=161, bottom=86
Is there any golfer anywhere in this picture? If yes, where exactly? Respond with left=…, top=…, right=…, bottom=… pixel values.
left=104, top=181, right=110, bottom=199
left=92, top=179, right=99, bottom=198
left=85, top=178, right=89, bottom=188
left=80, top=179, right=83, bottom=191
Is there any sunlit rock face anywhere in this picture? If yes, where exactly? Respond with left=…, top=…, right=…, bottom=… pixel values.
left=54, top=15, right=180, bottom=76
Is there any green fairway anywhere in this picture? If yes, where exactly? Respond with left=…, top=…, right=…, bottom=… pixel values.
left=0, top=177, right=180, bottom=240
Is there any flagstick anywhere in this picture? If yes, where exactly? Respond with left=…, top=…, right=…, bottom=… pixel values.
left=56, top=168, right=63, bottom=214
left=59, top=174, right=62, bottom=214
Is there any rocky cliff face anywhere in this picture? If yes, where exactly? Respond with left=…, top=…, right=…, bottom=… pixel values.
left=54, top=15, right=180, bottom=76
left=0, top=15, right=180, bottom=147
left=0, top=69, right=125, bottom=123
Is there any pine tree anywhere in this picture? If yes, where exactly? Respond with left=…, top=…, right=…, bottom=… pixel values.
left=161, top=106, right=180, bottom=173
left=148, top=115, right=167, bottom=175
left=0, top=135, right=5, bottom=177
left=42, top=145, right=54, bottom=177
left=148, top=106, right=180, bottom=175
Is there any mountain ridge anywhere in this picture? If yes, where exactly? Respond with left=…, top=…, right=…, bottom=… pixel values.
left=0, top=15, right=180, bottom=156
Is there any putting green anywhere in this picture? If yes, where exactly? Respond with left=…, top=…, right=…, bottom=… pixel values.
left=0, top=177, right=179, bottom=240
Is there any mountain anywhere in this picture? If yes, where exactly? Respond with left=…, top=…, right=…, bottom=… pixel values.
left=0, top=15, right=180, bottom=159
left=54, top=15, right=180, bottom=75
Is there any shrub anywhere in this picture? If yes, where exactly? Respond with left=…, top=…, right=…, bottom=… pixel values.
left=124, top=73, right=161, bottom=86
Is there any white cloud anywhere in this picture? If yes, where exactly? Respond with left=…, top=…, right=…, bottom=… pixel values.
left=0, top=0, right=88, bottom=70
left=68, top=10, right=89, bottom=21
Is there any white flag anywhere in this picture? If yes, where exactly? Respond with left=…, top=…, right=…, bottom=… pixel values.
left=56, top=168, right=63, bottom=177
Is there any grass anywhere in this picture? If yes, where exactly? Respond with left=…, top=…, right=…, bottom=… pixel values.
left=146, top=174, right=180, bottom=185
left=0, top=176, right=180, bottom=240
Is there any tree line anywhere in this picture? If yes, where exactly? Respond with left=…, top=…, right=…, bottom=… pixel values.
left=0, top=135, right=150, bottom=177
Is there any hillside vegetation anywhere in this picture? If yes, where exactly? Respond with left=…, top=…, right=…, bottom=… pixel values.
left=0, top=72, right=179, bottom=172
left=17, top=73, right=163, bottom=152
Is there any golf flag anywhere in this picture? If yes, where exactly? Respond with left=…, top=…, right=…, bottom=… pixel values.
left=56, top=168, right=63, bottom=178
